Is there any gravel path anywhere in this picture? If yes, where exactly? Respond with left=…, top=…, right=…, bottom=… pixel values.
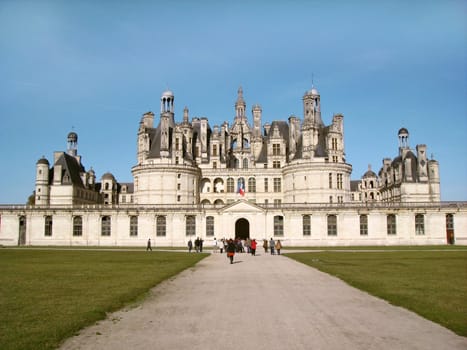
left=60, top=251, right=467, bottom=350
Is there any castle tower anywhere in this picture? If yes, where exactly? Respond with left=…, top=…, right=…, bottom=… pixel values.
left=67, top=132, right=78, bottom=157
left=160, top=90, right=175, bottom=155
left=398, top=127, right=409, bottom=155
left=301, top=85, right=323, bottom=158
left=35, top=157, right=50, bottom=205
left=235, top=86, right=246, bottom=119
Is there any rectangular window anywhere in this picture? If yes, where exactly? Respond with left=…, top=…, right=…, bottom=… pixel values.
left=157, top=216, right=166, bottom=237
left=273, top=178, right=281, bottom=192
left=44, top=216, right=52, bottom=236
left=333, top=156, right=338, bottom=163
left=130, top=216, right=138, bottom=236
left=274, top=199, right=281, bottom=207
left=248, top=178, right=256, bottom=193
left=274, top=216, right=284, bottom=236
left=121, top=195, right=126, bottom=203
left=387, top=214, right=396, bottom=235
left=337, top=174, right=343, bottom=189
left=175, top=157, right=179, bottom=164
left=101, top=216, right=111, bottom=236
left=213, top=161, right=217, bottom=169
left=272, top=144, right=280, bottom=156
left=360, top=215, right=368, bottom=236
left=73, top=216, right=82, bottom=236
left=206, top=216, right=214, bottom=236
left=177, top=183, right=181, bottom=190
left=303, top=215, right=311, bottom=236
left=327, top=215, right=337, bottom=236
left=212, top=145, right=217, bottom=156
left=415, top=214, right=425, bottom=235
left=332, top=138, right=337, bottom=150
left=329, top=173, right=333, bottom=189
left=273, top=161, right=280, bottom=168
left=186, top=215, right=196, bottom=237
left=264, top=178, right=269, bottom=192
left=337, top=196, right=343, bottom=203
left=175, top=138, right=180, bottom=151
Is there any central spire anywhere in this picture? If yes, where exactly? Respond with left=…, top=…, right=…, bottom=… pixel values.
left=235, top=86, right=246, bottom=118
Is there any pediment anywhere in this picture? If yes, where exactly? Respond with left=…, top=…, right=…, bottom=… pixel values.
left=219, top=200, right=264, bottom=213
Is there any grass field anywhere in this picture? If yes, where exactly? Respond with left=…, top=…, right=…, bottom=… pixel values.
left=0, top=249, right=207, bottom=350
left=285, top=249, right=467, bottom=337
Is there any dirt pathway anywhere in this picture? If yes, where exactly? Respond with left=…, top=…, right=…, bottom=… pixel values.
left=60, top=251, right=467, bottom=350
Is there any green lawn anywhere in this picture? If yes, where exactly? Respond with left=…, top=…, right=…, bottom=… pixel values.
left=0, top=249, right=207, bottom=350
left=285, top=250, right=467, bottom=337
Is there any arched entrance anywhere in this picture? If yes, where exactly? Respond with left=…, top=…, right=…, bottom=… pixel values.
left=235, top=218, right=250, bottom=240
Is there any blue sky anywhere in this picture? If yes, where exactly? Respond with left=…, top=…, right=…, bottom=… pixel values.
left=0, top=0, right=466, bottom=203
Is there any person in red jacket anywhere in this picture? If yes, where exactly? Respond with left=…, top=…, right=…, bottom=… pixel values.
left=250, top=239, right=257, bottom=256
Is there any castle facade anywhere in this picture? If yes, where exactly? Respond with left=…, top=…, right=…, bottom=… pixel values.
left=1, top=86, right=465, bottom=246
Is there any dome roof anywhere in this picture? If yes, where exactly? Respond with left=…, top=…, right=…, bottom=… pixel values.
left=37, top=157, right=49, bottom=165
left=363, top=170, right=377, bottom=178
left=101, top=172, right=116, bottom=181
left=304, top=86, right=319, bottom=96
left=398, top=127, right=409, bottom=136
left=162, top=89, right=174, bottom=98
left=67, top=131, right=78, bottom=142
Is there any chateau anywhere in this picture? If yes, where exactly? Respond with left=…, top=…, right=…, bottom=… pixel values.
left=0, top=86, right=465, bottom=246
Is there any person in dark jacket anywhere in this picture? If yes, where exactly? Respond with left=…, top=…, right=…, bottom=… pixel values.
left=226, top=239, right=236, bottom=264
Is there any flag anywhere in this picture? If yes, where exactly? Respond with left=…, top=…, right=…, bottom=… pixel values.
left=238, top=180, right=245, bottom=196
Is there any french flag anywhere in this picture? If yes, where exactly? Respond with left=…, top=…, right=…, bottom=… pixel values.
left=238, top=181, right=245, bottom=196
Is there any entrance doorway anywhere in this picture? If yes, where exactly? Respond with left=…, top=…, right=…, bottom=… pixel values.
left=235, top=218, right=250, bottom=240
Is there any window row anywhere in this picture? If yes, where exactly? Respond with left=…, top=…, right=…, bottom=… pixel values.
left=302, top=213, right=451, bottom=236
left=38, top=213, right=456, bottom=238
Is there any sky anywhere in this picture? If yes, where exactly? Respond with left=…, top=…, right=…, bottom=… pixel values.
left=0, top=0, right=466, bottom=204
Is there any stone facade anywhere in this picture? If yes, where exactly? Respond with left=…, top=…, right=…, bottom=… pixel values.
left=0, top=86, right=465, bottom=246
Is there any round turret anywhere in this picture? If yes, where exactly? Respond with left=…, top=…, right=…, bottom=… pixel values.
left=36, top=157, right=49, bottom=166
left=398, top=127, right=409, bottom=137
left=67, top=132, right=78, bottom=142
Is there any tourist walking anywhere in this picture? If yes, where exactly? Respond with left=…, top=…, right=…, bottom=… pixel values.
left=188, top=239, right=193, bottom=253
left=146, top=238, right=152, bottom=251
left=250, top=239, right=257, bottom=256
left=195, top=238, right=200, bottom=252
left=199, top=238, right=204, bottom=252
left=226, top=239, right=236, bottom=264
left=218, top=239, right=224, bottom=254
left=269, top=238, right=275, bottom=255
left=275, top=239, right=282, bottom=255
left=263, top=239, right=268, bottom=253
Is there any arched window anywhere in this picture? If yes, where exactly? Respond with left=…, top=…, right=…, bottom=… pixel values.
left=387, top=214, right=396, bottom=235
left=101, top=216, right=111, bottom=236
left=227, top=178, right=235, bottom=193
left=248, top=177, right=256, bottom=193
left=327, top=215, right=337, bottom=236
left=243, top=158, right=248, bottom=169
left=360, top=215, right=368, bottom=235
left=44, top=215, right=52, bottom=236
left=130, top=216, right=138, bottom=236
left=73, top=216, right=83, bottom=236
left=157, top=216, right=166, bottom=237
left=186, top=215, right=196, bottom=237
left=206, top=216, right=214, bottom=236
left=415, top=214, right=424, bottom=235
left=303, top=215, right=311, bottom=236
left=274, top=215, right=284, bottom=236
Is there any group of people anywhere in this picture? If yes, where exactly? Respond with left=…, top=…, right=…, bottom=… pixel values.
left=187, top=237, right=204, bottom=253
left=205, top=237, right=282, bottom=264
